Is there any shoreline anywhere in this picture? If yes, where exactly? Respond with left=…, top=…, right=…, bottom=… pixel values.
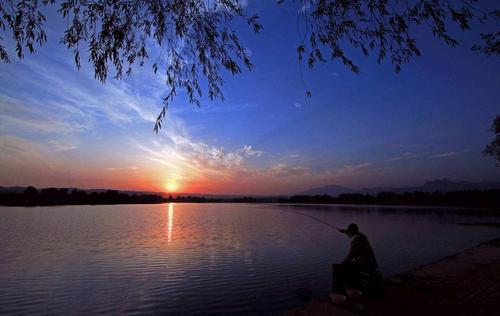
left=280, top=237, right=500, bottom=315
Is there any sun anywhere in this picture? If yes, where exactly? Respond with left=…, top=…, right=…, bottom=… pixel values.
left=166, top=182, right=179, bottom=192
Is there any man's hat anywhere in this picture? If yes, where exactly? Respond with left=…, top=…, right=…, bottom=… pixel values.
left=345, top=223, right=359, bottom=234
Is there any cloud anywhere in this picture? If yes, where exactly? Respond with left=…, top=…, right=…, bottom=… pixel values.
left=136, top=122, right=266, bottom=186
left=0, top=49, right=161, bottom=134
left=167, top=134, right=253, bottom=169
left=105, top=166, right=139, bottom=171
left=0, top=135, right=45, bottom=163
left=0, top=94, right=93, bottom=134
left=0, top=32, right=386, bottom=195
left=431, top=151, right=459, bottom=159
left=241, top=145, right=264, bottom=157
left=387, top=152, right=419, bottom=162
left=137, top=126, right=375, bottom=192
left=269, top=163, right=310, bottom=177
left=48, top=140, right=77, bottom=151
left=1, top=36, right=315, bottom=194
left=330, top=72, right=340, bottom=77
left=333, top=162, right=373, bottom=175
left=0, top=135, right=73, bottom=186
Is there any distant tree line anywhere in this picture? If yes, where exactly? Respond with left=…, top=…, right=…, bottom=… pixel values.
left=166, top=195, right=257, bottom=203
left=0, top=187, right=261, bottom=206
left=2, top=187, right=500, bottom=208
left=279, top=190, right=500, bottom=208
left=0, top=186, right=167, bottom=206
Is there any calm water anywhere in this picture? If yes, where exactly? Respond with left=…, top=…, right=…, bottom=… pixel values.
left=1, top=203, right=500, bottom=315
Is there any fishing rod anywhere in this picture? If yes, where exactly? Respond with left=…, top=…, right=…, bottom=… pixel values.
left=288, top=210, right=346, bottom=234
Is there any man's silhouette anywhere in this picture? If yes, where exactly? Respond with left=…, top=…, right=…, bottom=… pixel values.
left=333, top=223, right=378, bottom=293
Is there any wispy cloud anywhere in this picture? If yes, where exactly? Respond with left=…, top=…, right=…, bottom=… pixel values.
left=293, top=102, right=302, bottom=108
left=387, top=152, right=419, bottom=162
left=431, top=151, right=459, bottom=159
left=134, top=116, right=267, bottom=190
left=333, top=162, right=373, bottom=176
left=105, top=166, right=139, bottom=171
left=0, top=94, right=93, bottom=134
left=48, top=140, right=77, bottom=151
left=0, top=135, right=47, bottom=163
left=168, top=134, right=262, bottom=169
left=171, top=102, right=257, bottom=114
left=0, top=135, right=76, bottom=186
left=269, top=163, right=310, bottom=177
left=0, top=49, right=161, bottom=133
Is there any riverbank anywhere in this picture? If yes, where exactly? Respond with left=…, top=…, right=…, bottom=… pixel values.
left=281, top=237, right=500, bottom=316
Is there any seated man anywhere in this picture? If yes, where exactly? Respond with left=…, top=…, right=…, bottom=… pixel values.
left=333, top=223, right=380, bottom=294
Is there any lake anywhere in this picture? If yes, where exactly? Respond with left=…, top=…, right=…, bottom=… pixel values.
left=1, top=203, right=500, bottom=315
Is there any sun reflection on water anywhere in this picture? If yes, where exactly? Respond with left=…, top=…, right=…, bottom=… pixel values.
left=167, top=203, right=174, bottom=244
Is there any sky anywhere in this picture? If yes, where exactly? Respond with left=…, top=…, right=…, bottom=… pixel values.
left=0, top=1, right=499, bottom=195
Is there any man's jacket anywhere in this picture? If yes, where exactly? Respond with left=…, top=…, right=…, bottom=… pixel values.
left=344, top=232, right=378, bottom=270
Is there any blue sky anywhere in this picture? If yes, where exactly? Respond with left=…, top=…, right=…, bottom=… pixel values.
left=0, top=1, right=499, bottom=194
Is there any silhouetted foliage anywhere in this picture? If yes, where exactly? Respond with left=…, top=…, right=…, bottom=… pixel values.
left=0, top=0, right=260, bottom=131
left=484, top=115, right=500, bottom=164
left=23, top=186, right=38, bottom=199
left=2, top=186, right=500, bottom=207
left=290, top=0, right=500, bottom=73
left=0, top=187, right=262, bottom=206
left=279, top=190, right=500, bottom=208
left=1, top=187, right=166, bottom=206
left=0, top=1, right=498, bottom=130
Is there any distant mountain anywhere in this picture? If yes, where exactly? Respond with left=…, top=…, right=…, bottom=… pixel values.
left=0, top=186, right=26, bottom=194
left=296, top=184, right=355, bottom=197
left=357, top=186, right=389, bottom=196
left=297, top=179, right=500, bottom=196
left=375, top=179, right=500, bottom=194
